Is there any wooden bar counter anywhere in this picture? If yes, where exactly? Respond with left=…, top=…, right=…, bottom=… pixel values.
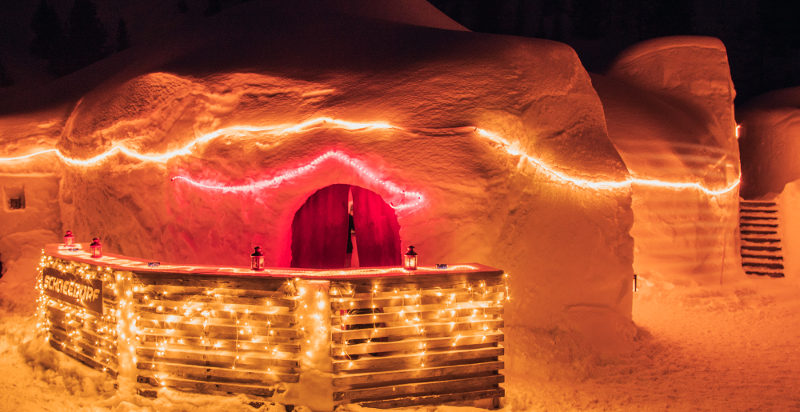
left=37, top=244, right=507, bottom=410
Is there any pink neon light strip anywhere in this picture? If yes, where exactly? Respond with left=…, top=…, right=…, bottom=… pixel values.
left=171, top=150, right=424, bottom=211
left=0, top=117, right=739, bottom=196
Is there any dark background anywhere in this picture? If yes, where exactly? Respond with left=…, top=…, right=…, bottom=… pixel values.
left=2, top=0, right=799, bottom=105
left=429, top=0, right=800, bottom=104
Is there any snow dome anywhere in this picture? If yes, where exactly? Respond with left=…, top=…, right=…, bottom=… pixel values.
left=0, top=1, right=634, bottom=354
left=592, top=37, right=742, bottom=286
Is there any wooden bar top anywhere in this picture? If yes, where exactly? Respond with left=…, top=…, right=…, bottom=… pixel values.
left=44, top=244, right=502, bottom=280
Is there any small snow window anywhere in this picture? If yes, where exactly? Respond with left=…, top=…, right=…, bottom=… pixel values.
left=4, top=186, right=25, bottom=210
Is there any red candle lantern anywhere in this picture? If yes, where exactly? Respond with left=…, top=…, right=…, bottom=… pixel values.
left=251, top=246, right=265, bottom=271
left=63, top=230, right=74, bottom=246
left=90, top=237, right=102, bottom=258
left=404, top=245, right=418, bottom=270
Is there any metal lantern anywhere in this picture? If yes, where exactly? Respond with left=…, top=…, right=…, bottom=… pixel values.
left=90, top=237, right=102, bottom=258
left=251, top=246, right=265, bottom=271
left=404, top=245, right=418, bottom=270
left=63, top=230, right=74, bottom=246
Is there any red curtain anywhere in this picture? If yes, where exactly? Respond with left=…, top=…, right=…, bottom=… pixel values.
left=290, top=184, right=400, bottom=269
left=290, top=184, right=350, bottom=268
left=351, top=186, right=401, bottom=267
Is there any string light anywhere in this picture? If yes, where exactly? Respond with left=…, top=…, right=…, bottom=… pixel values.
left=0, top=118, right=738, bottom=196
left=39, top=245, right=508, bottom=405
left=474, top=128, right=740, bottom=196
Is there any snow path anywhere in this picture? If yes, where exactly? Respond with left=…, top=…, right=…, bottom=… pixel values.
left=1, top=278, right=799, bottom=411
left=506, top=279, right=800, bottom=411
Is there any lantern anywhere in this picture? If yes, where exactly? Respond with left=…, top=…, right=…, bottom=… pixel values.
left=404, top=245, right=418, bottom=270
left=63, top=230, right=74, bottom=246
left=90, top=238, right=102, bottom=258
left=251, top=246, right=265, bottom=271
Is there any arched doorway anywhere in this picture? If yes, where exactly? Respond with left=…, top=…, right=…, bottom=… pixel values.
left=290, top=184, right=401, bottom=269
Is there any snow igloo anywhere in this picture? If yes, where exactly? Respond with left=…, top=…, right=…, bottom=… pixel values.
left=0, top=1, right=636, bottom=352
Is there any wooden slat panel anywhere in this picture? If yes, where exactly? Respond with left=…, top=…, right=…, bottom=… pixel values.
left=136, top=348, right=299, bottom=369
left=331, top=291, right=505, bottom=311
left=133, top=272, right=290, bottom=292
left=136, top=311, right=294, bottom=328
left=136, top=322, right=297, bottom=339
left=334, top=374, right=504, bottom=402
left=332, top=307, right=502, bottom=326
left=46, top=310, right=116, bottom=338
left=331, top=282, right=505, bottom=300
left=135, top=375, right=277, bottom=397
left=139, top=336, right=297, bottom=354
left=138, top=339, right=300, bottom=354
left=331, top=273, right=505, bottom=294
left=332, top=320, right=503, bottom=343
left=356, top=388, right=504, bottom=409
left=49, top=326, right=117, bottom=355
left=136, top=361, right=298, bottom=383
left=331, top=285, right=505, bottom=309
left=334, top=346, right=503, bottom=373
left=133, top=283, right=291, bottom=298
left=45, top=303, right=114, bottom=325
left=334, top=360, right=503, bottom=388
left=48, top=335, right=117, bottom=375
left=335, top=332, right=503, bottom=356
left=133, top=294, right=296, bottom=310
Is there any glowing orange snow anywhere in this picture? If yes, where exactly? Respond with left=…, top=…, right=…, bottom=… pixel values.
left=0, top=117, right=740, bottom=196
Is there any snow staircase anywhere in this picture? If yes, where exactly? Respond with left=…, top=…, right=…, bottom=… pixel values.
left=739, top=199, right=784, bottom=278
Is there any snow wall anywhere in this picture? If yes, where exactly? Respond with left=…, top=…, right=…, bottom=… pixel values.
left=593, top=37, right=742, bottom=285
left=739, top=87, right=800, bottom=283
left=0, top=2, right=635, bottom=361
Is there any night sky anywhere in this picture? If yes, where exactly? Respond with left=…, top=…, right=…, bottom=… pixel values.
left=2, top=0, right=798, bottom=106
left=430, top=0, right=800, bottom=104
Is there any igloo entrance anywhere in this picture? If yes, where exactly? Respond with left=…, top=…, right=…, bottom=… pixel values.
left=290, top=184, right=401, bottom=269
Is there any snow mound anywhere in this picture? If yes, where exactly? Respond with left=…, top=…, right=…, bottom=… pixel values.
left=607, top=36, right=737, bottom=152
left=48, top=6, right=634, bottom=356
left=0, top=229, right=59, bottom=313
left=318, top=0, right=467, bottom=31
left=594, top=37, right=741, bottom=285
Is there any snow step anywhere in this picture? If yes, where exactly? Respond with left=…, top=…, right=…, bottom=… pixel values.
left=739, top=198, right=783, bottom=279
left=745, top=271, right=785, bottom=278
left=741, top=237, right=780, bottom=244
left=741, top=253, right=783, bottom=261
left=739, top=215, right=778, bottom=221
left=739, top=222, right=778, bottom=228
left=739, top=201, right=777, bottom=207
left=742, top=261, right=784, bottom=270
left=739, top=208, right=777, bottom=214
left=741, top=245, right=782, bottom=252
left=740, top=229, right=777, bottom=236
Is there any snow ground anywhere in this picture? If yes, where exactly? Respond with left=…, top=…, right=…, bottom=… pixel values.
left=505, top=278, right=800, bottom=411
left=1, top=264, right=798, bottom=411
